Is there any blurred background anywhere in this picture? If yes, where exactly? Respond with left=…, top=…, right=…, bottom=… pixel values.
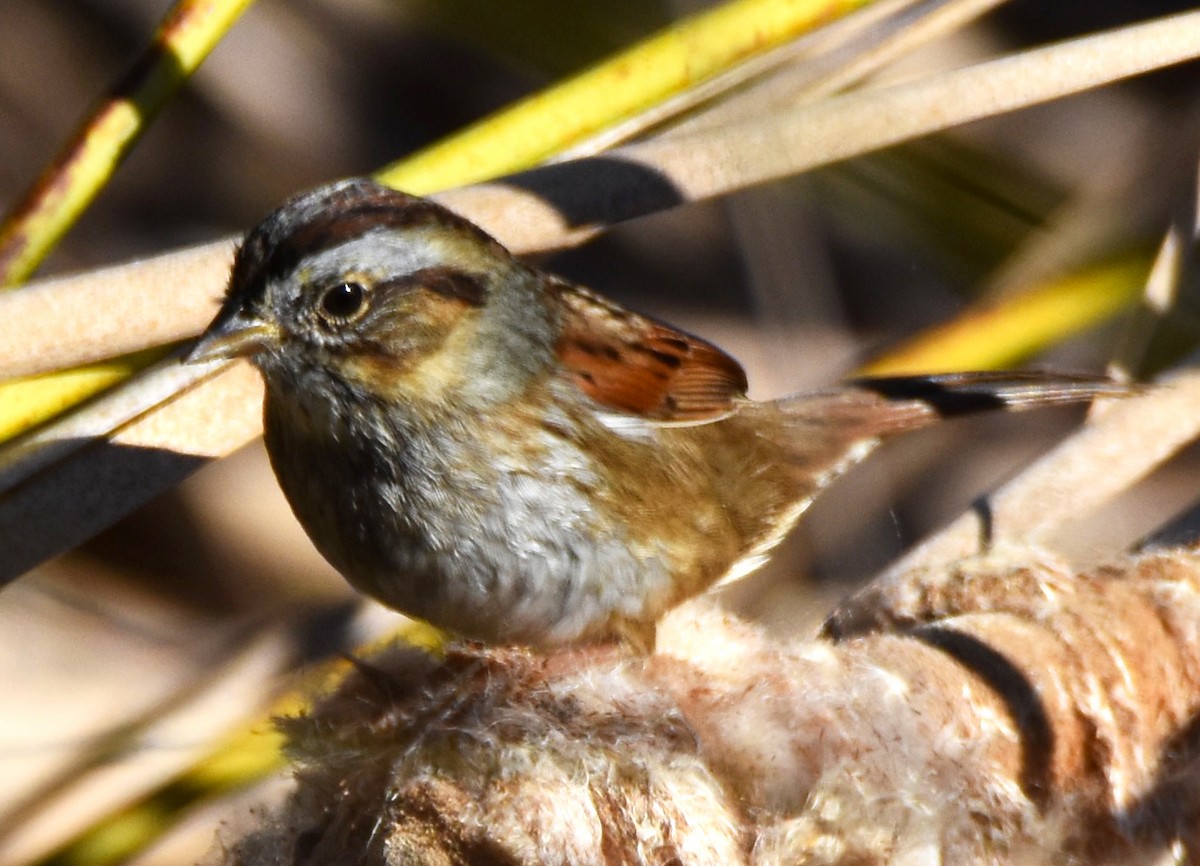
left=2, top=1, right=1200, bottom=863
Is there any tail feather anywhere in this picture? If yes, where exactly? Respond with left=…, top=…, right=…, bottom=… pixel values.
left=844, top=371, right=1132, bottom=417
left=770, top=370, right=1130, bottom=474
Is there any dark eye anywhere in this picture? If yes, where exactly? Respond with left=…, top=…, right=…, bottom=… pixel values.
left=318, top=281, right=368, bottom=324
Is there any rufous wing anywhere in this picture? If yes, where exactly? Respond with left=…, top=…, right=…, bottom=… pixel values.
left=553, top=283, right=748, bottom=422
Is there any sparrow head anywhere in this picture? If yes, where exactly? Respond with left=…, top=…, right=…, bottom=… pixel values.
left=188, top=178, right=556, bottom=408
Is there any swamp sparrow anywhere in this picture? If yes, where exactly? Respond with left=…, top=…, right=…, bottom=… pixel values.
left=189, top=178, right=1121, bottom=649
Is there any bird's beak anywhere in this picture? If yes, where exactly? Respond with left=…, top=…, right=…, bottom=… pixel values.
left=186, top=311, right=281, bottom=364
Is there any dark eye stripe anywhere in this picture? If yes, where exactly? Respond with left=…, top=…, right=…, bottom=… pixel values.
left=376, top=266, right=487, bottom=307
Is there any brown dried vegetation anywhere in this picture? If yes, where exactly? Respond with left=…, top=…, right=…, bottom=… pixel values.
left=223, top=545, right=1200, bottom=865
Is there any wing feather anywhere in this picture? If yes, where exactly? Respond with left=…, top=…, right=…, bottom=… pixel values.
left=553, top=283, right=747, bottom=422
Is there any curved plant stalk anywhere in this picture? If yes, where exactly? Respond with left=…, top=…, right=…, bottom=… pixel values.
left=0, top=0, right=257, bottom=287
left=456, top=7, right=1200, bottom=242
left=0, top=239, right=238, bottom=440
left=838, top=148, right=1200, bottom=608
left=0, top=0, right=256, bottom=447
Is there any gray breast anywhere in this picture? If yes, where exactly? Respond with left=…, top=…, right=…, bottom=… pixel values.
left=369, top=417, right=673, bottom=644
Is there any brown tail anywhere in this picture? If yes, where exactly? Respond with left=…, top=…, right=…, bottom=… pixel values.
left=767, top=370, right=1130, bottom=491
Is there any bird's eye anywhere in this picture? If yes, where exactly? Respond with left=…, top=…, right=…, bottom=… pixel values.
left=317, top=281, right=368, bottom=325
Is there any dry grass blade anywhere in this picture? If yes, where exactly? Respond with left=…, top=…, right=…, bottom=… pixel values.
left=0, top=240, right=235, bottom=382
left=0, top=361, right=261, bottom=585
left=0, top=346, right=174, bottom=444
left=835, top=145, right=1200, bottom=620
left=0, top=0, right=984, bottom=386
left=0, top=351, right=226, bottom=492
